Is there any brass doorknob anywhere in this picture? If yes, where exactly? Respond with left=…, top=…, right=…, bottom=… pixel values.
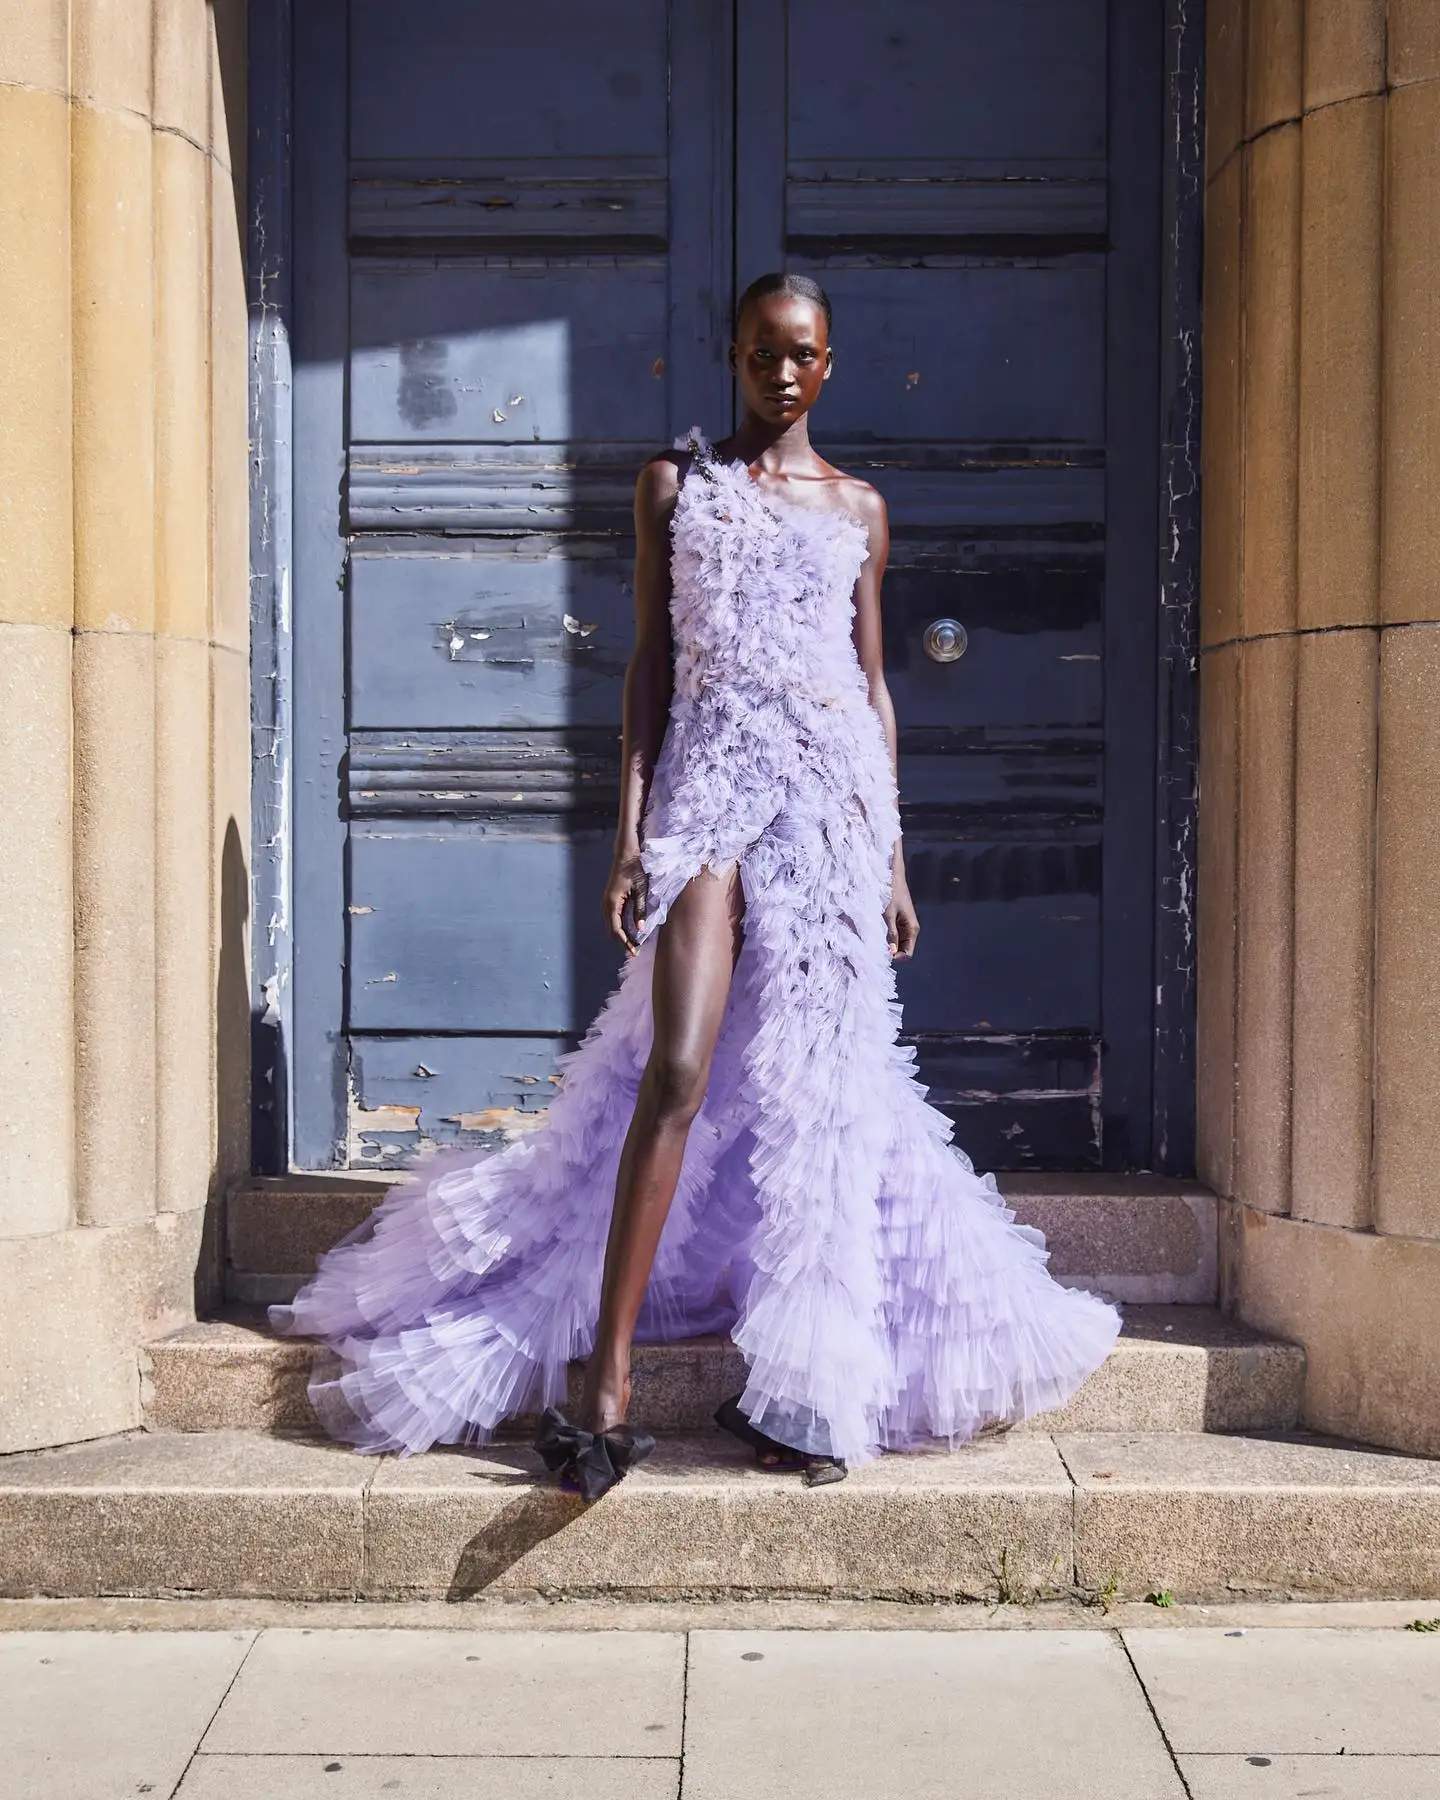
left=923, top=618, right=968, bottom=663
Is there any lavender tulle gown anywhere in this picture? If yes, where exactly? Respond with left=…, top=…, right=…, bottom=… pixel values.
left=272, top=431, right=1121, bottom=1466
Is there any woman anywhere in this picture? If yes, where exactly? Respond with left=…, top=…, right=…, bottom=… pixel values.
left=273, top=273, right=1122, bottom=1498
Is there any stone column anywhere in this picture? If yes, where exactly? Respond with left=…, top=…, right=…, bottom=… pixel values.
left=0, top=0, right=251, bottom=1453
left=1200, top=0, right=1440, bottom=1456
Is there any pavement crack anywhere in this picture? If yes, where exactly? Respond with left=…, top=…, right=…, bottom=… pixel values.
left=164, top=1628, right=260, bottom=1800
left=677, top=1628, right=693, bottom=1796
left=1049, top=1432, right=1082, bottom=1592
left=359, top=1457, right=383, bottom=1601
left=1117, top=1628, right=1195, bottom=1799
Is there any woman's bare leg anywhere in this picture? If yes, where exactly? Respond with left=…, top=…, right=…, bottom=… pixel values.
left=579, top=864, right=745, bottom=1432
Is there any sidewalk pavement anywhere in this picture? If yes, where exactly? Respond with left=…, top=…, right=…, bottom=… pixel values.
left=3, top=1604, right=1439, bottom=1798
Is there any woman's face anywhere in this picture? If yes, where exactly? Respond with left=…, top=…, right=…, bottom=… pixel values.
left=731, top=293, right=832, bottom=424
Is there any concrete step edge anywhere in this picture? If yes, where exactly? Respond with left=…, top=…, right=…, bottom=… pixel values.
left=2, top=1428, right=1436, bottom=1604
left=141, top=1306, right=1304, bottom=1437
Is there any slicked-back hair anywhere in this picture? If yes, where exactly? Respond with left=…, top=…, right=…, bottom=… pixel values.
left=733, top=271, right=834, bottom=338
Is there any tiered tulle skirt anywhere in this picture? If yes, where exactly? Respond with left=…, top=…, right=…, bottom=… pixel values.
left=273, top=721, right=1122, bottom=1466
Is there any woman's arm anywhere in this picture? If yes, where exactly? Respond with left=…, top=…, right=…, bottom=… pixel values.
left=850, top=483, right=920, bottom=961
left=603, top=455, right=680, bottom=954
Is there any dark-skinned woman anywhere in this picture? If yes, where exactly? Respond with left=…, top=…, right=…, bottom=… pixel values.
left=273, top=274, right=1121, bottom=1498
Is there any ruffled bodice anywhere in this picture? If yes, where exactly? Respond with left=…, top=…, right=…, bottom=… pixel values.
left=640, top=432, right=900, bottom=922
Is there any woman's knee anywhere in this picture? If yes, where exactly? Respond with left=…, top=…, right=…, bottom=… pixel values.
left=645, top=1046, right=710, bottom=1123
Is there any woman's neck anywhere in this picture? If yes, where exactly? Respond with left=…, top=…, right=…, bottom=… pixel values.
left=724, top=412, right=820, bottom=473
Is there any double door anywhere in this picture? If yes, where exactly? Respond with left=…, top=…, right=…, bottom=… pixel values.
left=290, top=0, right=1164, bottom=1172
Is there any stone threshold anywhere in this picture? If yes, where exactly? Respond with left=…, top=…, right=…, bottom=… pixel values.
left=226, top=1173, right=1221, bottom=1307
left=2, top=1428, right=1437, bottom=1604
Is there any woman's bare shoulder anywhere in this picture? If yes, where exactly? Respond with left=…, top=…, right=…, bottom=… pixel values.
left=828, top=468, right=888, bottom=536
left=635, top=448, right=690, bottom=514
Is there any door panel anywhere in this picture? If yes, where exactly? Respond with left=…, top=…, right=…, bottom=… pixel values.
left=729, top=0, right=1156, bottom=1168
left=290, top=0, right=1162, bottom=1173
left=349, top=831, right=617, bottom=1032
left=810, top=269, right=1105, bottom=442
left=786, top=0, right=1106, bottom=162
left=350, top=262, right=672, bottom=444
left=349, top=550, right=634, bottom=730
left=348, top=1, right=671, bottom=160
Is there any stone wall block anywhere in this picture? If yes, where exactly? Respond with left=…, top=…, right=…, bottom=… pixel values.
left=151, top=0, right=209, bottom=146
left=1388, top=0, right=1440, bottom=85
left=1245, top=0, right=1302, bottom=136
left=1233, top=633, right=1297, bottom=1214
left=154, top=131, right=211, bottom=640
left=72, top=102, right=157, bottom=634
left=73, top=629, right=159, bottom=1229
left=1380, top=79, right=1440, bottom=627
left=1201, top=153, right=1244, bottom=649
left=0, top=1227, right=138, bottom=1452
left=1206, top=0, right=1247, bottom=180
left=209, top=0, right=247, bottom=175
left=0, top=85, right=73, bottom=629
left=211, top=644, right=251, bottom=1187
left=0, top=624, right=74, bottom=1239
left=105, top=1202, right=209, bottom=1337
left=0, top=0, right=70, bottom=92
left=155, top=636, right=215, bottom=1216
left=1196, top=643, right=1240, bottom=1198
left=1231, top=1205, right=1440, bottom=1458
left=73, top=0, right=155, bottom=116
left=1303, top=0, right=1385, bottom=108
left=1297, top=94, right=1383, bottom=631
left=1290, top=628, right=1377, bottom=1228
left=0, top=1210, right=206, bottom=1454
left=210, top=155, right=249, bottom=654
left=1373, top=623, right=1440, bottom=1241
left=1239, top=122, right=1300, bottom=638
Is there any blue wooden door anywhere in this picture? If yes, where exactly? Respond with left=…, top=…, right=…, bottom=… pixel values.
left=289, top=0, right=1163, bottom=1173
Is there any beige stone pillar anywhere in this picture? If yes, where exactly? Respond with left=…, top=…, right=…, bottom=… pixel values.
left=0, top=0, right=251, bottom=1452
left=1200, top=0, right=1440, bottom=1457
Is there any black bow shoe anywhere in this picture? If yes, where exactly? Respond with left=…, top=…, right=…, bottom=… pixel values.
left=533, top=1406, right=657, bottom=1502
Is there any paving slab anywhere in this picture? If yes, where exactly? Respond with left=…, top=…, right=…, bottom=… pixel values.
left=1065, top=1432, right=1440, bottom=1599
left=0, top=1431, right=369, bottom=1598
left=203, top=1628, right=684, bottom=1757
left=362, top=1432, right=1074, bottom=1601
left=179, top=1756, right=680, bottom=1798
left=1124, top=1627, right=1440, bottom=1754
left=0, top=1629, right=253, bottom=1800
left=1179, top=1756, right=1440, bottom=1798
left=681, top=1628, right=1185, bottom=1800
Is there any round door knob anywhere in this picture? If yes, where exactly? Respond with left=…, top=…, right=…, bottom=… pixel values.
left=923, top=618, right=968, bottom=663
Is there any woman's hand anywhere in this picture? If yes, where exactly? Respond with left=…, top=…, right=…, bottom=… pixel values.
left=604, top=848, right=649, bottom=956
left=885, top=864, right=919, bottom=961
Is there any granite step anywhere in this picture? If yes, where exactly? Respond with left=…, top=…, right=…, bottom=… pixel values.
left=226, top=1173, right=1220, bottom=1307
left=3, top=1426, right=1437, bottom=1603
left=142, top=1305, right=1304, bottom=1438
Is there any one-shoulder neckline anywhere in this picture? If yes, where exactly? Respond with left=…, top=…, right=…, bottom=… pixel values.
left=679, top=427, right=871, bottom=549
